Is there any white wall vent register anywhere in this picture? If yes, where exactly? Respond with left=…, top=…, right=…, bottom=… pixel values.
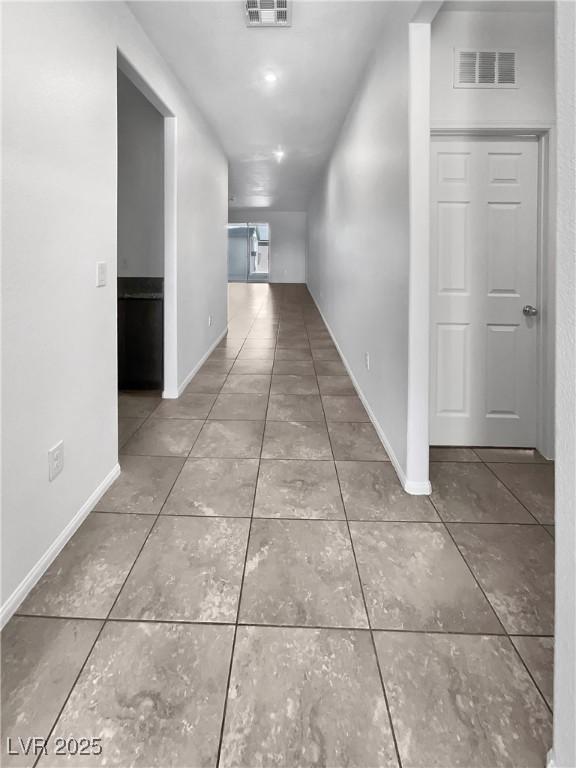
left=245, top=0, right=291, bottom=27
left=454, top=49, right=517, bottom=88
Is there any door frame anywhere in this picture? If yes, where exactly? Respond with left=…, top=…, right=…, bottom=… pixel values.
left=247, top=222, right=271, bottom=283
left=117, top=51, right=179, bottom=399
left=429, top=126, right=555, bottom=458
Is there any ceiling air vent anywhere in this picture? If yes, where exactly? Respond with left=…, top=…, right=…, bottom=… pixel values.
left=245, top=0, right=291, bottom=27
left=454, top=49, right=517, bottom=88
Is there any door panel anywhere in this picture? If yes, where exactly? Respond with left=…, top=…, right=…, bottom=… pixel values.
left=430, top=137, right=539, bottom=447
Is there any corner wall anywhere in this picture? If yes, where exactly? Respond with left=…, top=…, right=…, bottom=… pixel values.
left=553, top=3, right=576, bottom=765
left=1, top=1, right=228, bottom=624
left=228, top=210, right=307, bottom=283
left=306, top=3, right=418, bottom=485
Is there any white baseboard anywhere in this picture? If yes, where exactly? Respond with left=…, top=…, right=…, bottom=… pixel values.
left=309, top=292, right=430, bottom=496
left=0, top=462, right=121, bottom=629
left=163, top=327, right=228, bottom=399
left=547, top=749, right=556, bottom=768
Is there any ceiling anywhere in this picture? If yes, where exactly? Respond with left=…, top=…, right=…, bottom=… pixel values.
left=129, top=1, right=393, bottom=211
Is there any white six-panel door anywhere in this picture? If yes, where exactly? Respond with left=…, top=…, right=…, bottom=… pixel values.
left=430, top=137, right=540, bottom=446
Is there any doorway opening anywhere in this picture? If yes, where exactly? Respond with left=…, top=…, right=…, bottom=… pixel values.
left=429, top=132, right=553, bottom=454
left=227, top=222, right=271, bottom=282
left=117, top=67, right=165, bottom=394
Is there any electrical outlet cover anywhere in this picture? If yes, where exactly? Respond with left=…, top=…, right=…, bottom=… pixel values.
left=48, top=440, right=64, bottom=481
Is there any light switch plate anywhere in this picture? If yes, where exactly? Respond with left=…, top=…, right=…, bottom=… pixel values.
left=96, top=262, right=107, bottom=287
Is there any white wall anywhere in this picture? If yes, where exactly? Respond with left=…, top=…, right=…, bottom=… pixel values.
left=307, top=3, right=418, bottom=486
left=431, top=8, right=555, bottom=127
left=553, top=4, right=576, bottom=766
left=1, top=1, right=228, bottom=624
left=117, top=69, right=164, bottom=278
left=229, top=210, right=307, bottom=283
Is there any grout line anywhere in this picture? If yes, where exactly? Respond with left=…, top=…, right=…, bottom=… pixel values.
left=12, top=612, right=555, bottom=637
left=426, top=493, right=554, bottom=715
left=314, top=322, right=404, bottom=768
left=214, top=303, right=270, bottom=768
left=88, top=508, right=551, bottom=527
left=481, top=460, right=551, bottom=529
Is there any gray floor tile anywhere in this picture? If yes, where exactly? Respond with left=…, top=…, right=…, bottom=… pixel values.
left=184, top=373, right=227, bottom=394
left=240, top=519, right=367, bottom=627
left=429, top=447, right=480, bottom=462
left=118, top=393, right=162, bottom=418
left=270, top=375, right=319, bottom=395
left=317, top=374, right=355, bottom=394
left=267, top=394, right=324, bottom=421
left=309, top=339, right=337, bottom=351
left=163, top=458, right=259, bottom=517
left=95, top=456, right=185, bottom=514
left=19, top=513, right=153, bottom=618
left=449, top=523, right=555, bottom=634
left=375, top=632, right=552, bottom=767
left=350, top=521, right=501, bottom=632
left=220, top=626, right=398, bottom=768
left=272, top=360, right=315, bottom=375
left=254, top=460, right=344, bottom=519
left=322, top=395, right=368, bottom=422
left=430, top=462, right=535, bottom=523
left=328, top=422, right=388, bottom=461
left=208, top=393, right=269, bottom=420
left=231, top=359, right=274, bottom=375
left=242, top=338, right=276, bottom=349
left=511, top=636, right=554, bottom=708
left=47, top=622, right=234, bottom=767
left=544, top=524, right=555, bottom=538
left=118, top=417, right=145, bottom=449
left=191, top=420, right=264, bottom=458
left=199, top=358, right=235, bottom=374
left=1, top=616, right=102, bottom=768
left=152, top=393, right=217, bottom=419
left=262, top=420, right=332, bottom=459
left=311, top=348, right=340, bottom=360
left=112, top=516, right=249, bottom=622
left=314, top=360, right=347, bottom=376
left=220, top=374, right=271, bottom=394
left=488, top=463, right=555, bottom=524
left=475, top=448, right=551, bottom=463
left=337, top=461, right=438, bottom=521
left=274, top=348, right=313, bottom=361
left=121, top=418, right=203, bottom=457
left=237, top=349, right=275, bottom=360
left=210, top=345, right=242, bottom=358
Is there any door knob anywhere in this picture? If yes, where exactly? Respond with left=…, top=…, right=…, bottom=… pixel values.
left=523, top=305, right=538, bottom=317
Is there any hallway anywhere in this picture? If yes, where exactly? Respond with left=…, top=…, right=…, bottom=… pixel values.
left=2, top=284, right=554, bottom=767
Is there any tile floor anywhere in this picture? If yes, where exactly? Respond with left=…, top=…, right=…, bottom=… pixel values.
left=2, top=283, right=554, bottom=767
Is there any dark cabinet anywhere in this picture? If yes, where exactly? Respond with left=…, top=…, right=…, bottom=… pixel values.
left=117, top=278, right=163, bottom=390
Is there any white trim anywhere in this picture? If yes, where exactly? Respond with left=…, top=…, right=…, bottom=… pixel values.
left=172, top=326, right=228, bottom=398
left=546, top=749, right=556, bottom=768
left=537, top=129, right=556, bottom=459
left=163, top=117, right=178, bottom=399
left=431, top=120, right=555, bottom=133
left=310, top=294, right=431, bottom=496
left=407, top=21, right=432, bottom=494
left=0, top=463, right=121, bottom=629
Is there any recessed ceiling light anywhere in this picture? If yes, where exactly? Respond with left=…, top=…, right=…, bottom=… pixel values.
left=264, top=72, right=277, bottom=84
left=274, top=148, right=285, bottom=162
